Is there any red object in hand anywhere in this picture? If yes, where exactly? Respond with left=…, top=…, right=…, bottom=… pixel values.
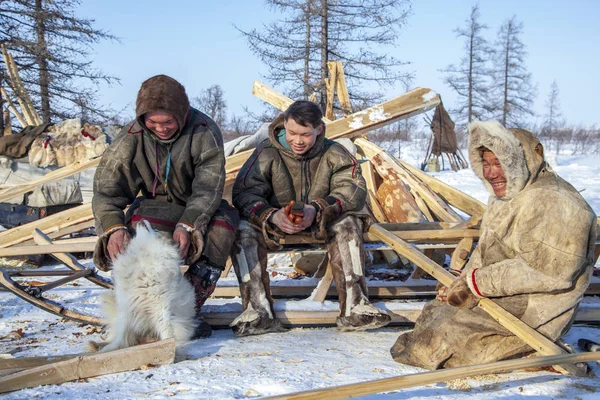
left=284, top=200, right=304, bottom=224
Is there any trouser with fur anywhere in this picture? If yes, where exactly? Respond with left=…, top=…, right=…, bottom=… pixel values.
left=186, top=200, right=239, bottom=312
left=230, top=215, right=388, bottom=334
left=231, top=220, right=278, bottom=325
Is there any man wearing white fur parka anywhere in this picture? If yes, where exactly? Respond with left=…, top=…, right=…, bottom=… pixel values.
left=390, top=120, right=597, bottom=369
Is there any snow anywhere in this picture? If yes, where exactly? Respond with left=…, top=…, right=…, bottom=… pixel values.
left=1, top=142, right=600, bottom=398
left=421, top=90, right=438, bottom=103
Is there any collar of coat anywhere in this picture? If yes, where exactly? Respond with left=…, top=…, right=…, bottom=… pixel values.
left=468, top=120, right=551, bottom=200
left=267, top=113, right=327, bottom=160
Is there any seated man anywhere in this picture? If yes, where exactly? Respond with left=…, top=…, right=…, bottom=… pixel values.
left=92, top=75, right=239, bottom=337
left=391, top=120, right=597, bottom=369
left=230, top=100, right=391, bottom=336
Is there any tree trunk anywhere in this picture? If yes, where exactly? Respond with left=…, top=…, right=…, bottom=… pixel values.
left=303, top=1, right=311, bottom=100
left=0, top=66, right=5, bottom=136
left=319, top=0, right=328, bottom=112
left=35, top=0, right=51, bottom=123
left=502, top=27, right=510, bottom=127
left=468, top=30, right=474, bottom=123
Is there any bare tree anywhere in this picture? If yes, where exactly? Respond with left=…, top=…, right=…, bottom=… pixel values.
left=442, top=4, right=492, bottom=127
left=543, top=80, right=563, bottom=138
left=237, top=0, right=413, bottom=110
left=192, top=84, right=228, bottom=129
left=490, top=16, right=536, bottom=127
left=1, top=0, right=119, bottom=123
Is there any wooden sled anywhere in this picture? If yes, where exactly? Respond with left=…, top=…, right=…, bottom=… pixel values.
left=0, top=229, right=112, bottom=325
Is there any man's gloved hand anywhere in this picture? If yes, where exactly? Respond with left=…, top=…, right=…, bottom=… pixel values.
left=189, top=260, right=224, bottom=289
left=447, top=276, right=479, bottom=308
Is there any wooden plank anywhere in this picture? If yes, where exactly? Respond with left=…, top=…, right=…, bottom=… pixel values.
left=280, top=228, right=478, bottom=245
left=0, top=339, right=175, bottom=394
left=450, top=237, right=474, bottom=272
left=203, top=304, right=600, bottom=328
left=0, top=157, right=101, bottom=203
left=32, top=229, right=91, bottom=271
left=355, top=138, right=462, bottom=223
left=334, top=62, right=352, bottom=116
left=0, top=242, right=95, bottom=257
left=312, top=260, right=334, bottom=302
left=397, top=158, right=487, bottom=217
left=1, top=46, right=40, bottom=125
left=368, top=223, right=584, bottom=376
left=325, top=62, right=337, bottom=120
left=0, top=203, right=94, bottom=248
left=263, top=352, right=600, bottom=400
left=361, top=161, right=387, bottom=223
left=225, top=82, right=440, bottom=177
left=0, top=86, right=26, bottom=127
left=212, top=282, right=600, bottom=299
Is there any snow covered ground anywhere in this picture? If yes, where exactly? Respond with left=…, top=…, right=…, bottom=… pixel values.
left=1, top=142, right=599, bottom=399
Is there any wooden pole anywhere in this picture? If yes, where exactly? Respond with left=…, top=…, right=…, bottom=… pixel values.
left=263, top=352, right=600, bottom=400
left=368, top=223, right=585, bottom=376
left=0, top=203, right=94, bottom=248
left=396, top=158, right=486, bottom=217
left=334, top=62, right=352, bottom=116
left=0, top=86, right=26, bottom=128
left=0, top=339, right=176, bottom=394
left=0, top=157, right=101, bottom=203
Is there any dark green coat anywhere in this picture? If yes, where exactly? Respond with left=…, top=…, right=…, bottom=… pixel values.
left=92, top=108, right=225, bottom=235
left=233, top=114, right=367, bottom=240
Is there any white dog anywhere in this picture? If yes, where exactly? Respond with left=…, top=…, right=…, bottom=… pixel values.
left=88, top=220, right=197, bottom=352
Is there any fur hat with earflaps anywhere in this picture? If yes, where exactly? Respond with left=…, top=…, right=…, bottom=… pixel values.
left=135, top=75, right=190, bottom=140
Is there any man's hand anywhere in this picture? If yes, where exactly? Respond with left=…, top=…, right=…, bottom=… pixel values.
left=447, top=276, right=479, bottom=308
left=173, top=226, right=191, bottom=260
left=270, top=208, right=305, bottom=234
left=107, top=229, right=131, bottom=261
left=435, top=282, right=449, bottom=302
left=299, top=204, right=316, bottom=230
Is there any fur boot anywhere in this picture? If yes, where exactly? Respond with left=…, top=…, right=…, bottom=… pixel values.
left=328, top=216, right=391, bottom=331
left=230, top=221, right=287, bottom=337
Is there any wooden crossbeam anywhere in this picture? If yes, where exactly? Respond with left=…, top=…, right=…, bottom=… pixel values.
left=0, top=339, right=175, bottom=394
left=0, top=203, right=94, bottom=248
left=225, top=83, right=441, bottom=178
left=355, top=138, right=463, bottom=222
left=396, top=158, right=486, bottom=217
left=263, top=352, right=600, bottom=400
left=368, top=223, right=585, bottom=376
left=0, top=86, right=26, bottom=128
left=0, top=157, right=101, bottom=203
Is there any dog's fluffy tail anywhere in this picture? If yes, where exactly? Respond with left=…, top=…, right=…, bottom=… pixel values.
left=86, top=290, right=118, bottom=352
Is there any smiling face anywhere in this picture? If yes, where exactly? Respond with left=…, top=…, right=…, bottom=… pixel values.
left=283, top=117, right=322, bottom=155
left=144, top=111, right=179, bottom=140
left=482, top=150, right=507, bottom=197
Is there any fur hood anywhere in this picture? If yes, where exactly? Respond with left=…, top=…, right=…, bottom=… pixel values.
left=468, top=121, right=551, bottom=199
left=135, top=75, right=190, bottom=142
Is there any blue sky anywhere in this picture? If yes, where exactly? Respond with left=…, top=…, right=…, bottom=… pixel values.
left=78, top=0, right=599, bottom=126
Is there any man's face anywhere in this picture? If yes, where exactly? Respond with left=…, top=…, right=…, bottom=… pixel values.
left=144, top=111, right=179, bottom=140
left=482, top=151, right=507, bottom=197
left=284, top=117, right=322, bottom=155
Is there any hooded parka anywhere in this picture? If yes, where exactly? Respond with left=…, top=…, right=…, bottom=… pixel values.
left=230, top=112, right=390, bottom=336
left=92, top=75, right=238, bottom=274
left=391, top=121, right=597, bottom=369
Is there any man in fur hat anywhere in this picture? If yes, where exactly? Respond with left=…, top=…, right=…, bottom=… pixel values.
left=229, top=100, right=391, bottom=336
left=92, top=75, right=239, bottom=337
left=390, top=121, right=597, bottom=369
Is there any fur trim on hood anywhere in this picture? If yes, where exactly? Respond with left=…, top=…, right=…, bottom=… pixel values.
left=135, top=75, right=190, bottom=142
left=468, top=120, right=530, bottom=199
